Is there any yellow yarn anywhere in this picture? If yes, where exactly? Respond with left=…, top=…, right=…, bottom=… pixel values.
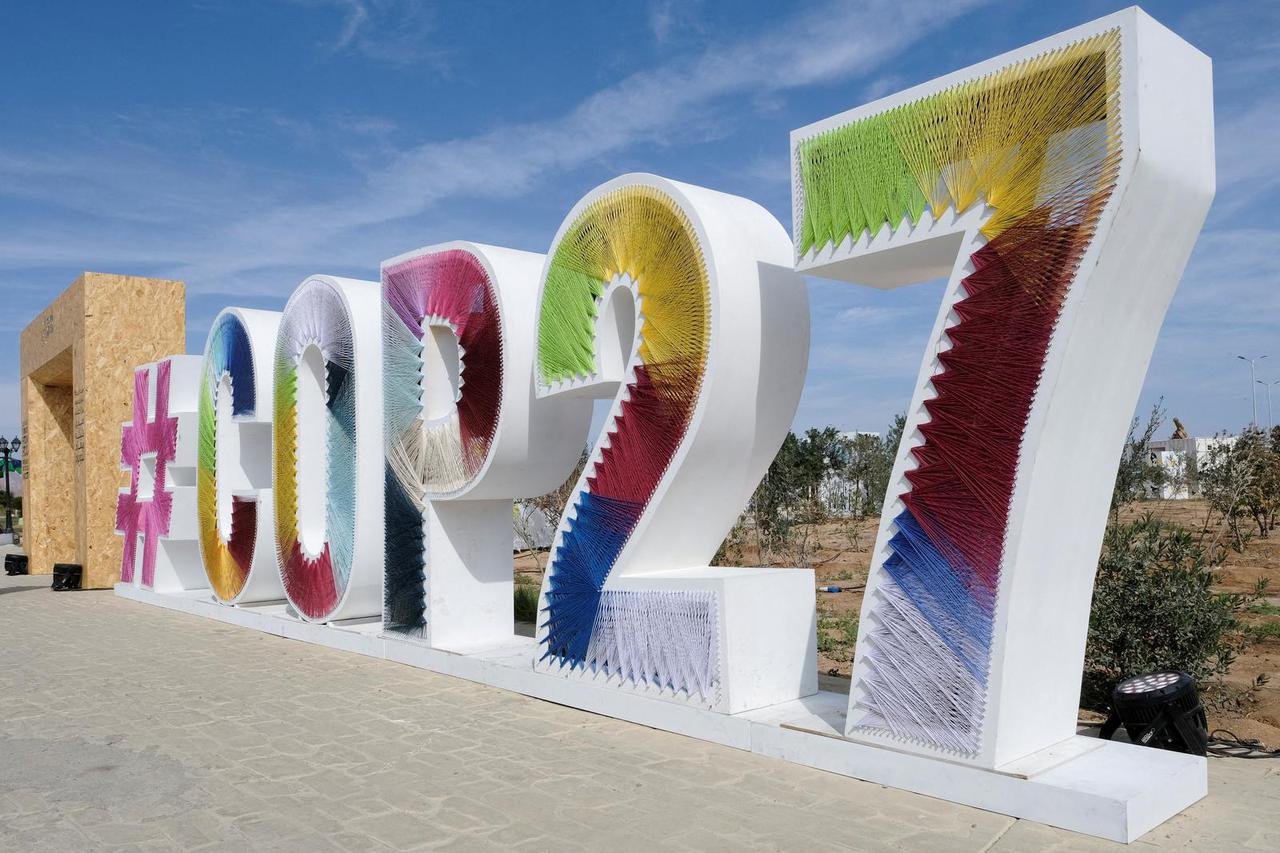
left=798, top=30, right=1121, bottom=253
left=538, top=184, right=710, bottom=383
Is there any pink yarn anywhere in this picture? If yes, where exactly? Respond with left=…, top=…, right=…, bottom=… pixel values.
left=116, top=360, right=179, bottom=587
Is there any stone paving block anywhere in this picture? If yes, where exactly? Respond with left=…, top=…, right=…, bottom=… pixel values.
left=349, top=809, right=442, bottom=849
left=82, top=820, right=170, bottom=846
left=989, top=820, right=1121, bottom=851
left=327, top=830, right=398, bottom=852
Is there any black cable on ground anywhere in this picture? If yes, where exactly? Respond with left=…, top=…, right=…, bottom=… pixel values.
left=1078, top=719, right=1280, bottom=758
left=1206, top=729, right=1280, bottom=759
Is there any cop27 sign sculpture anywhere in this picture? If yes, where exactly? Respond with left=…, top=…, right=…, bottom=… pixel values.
left=116, top=8, right=1212, bottom=842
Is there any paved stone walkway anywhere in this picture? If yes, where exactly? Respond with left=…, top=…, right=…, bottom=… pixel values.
left=1, top=569, right=1277, bottom=851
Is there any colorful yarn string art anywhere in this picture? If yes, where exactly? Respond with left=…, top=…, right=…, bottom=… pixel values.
left=198, top=315, right=254, bottom=599
left=382, top=247, right=505, bottom=635
left=795, top=32, right=1121, bottom=755
left=197, top=308, right=282, bottom=604
left=536, top=181, right=718, bottom=700
left=117, top=361, right=179, bottom=589
left=116, top=355, right=204, bottom=593
left=273, top=277, right=382, bottom=622
left=585, top=589, right=720, bottom=701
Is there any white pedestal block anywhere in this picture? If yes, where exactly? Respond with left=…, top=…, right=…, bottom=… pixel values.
left=425, top=500, right=516, bottom=654
left=535, top=566, right=817, bottom=714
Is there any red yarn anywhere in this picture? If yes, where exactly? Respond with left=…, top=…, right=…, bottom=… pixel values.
left=282, top=542, right=339, bottom=620
left=225, top=497, right=258, bottom=581
left=587, top=361, right=701, bottom=506
left=901, top=203, right=1101, bottom=595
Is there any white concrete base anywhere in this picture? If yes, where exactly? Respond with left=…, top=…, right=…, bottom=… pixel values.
left=115, top=583, right=1206, bottom=843
left=425, top=499, right=516, bottom=653
left=535, top=566, right=818, bottom=714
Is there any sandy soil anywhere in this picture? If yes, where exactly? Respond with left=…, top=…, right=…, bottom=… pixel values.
left=514, top=498, right=1280, bottom=748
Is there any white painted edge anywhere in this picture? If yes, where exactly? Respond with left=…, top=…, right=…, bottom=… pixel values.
left=115, top=583, right=1206, bottom=844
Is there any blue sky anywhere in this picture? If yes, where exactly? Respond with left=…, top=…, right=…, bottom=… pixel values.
left=2, top=0, right=1277, bottom=448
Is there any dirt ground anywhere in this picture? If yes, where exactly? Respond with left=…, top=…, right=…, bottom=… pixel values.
left=515, top=498, right=1280, bottom=748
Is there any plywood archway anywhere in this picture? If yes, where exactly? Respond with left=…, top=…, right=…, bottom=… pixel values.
left=19, top=273, right=185, bottom=588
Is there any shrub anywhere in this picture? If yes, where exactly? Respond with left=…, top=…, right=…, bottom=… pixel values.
left=513, top=583, right=540, bottom=624
left=816, top=611, right=858, bottom=660
left=1246, top=621, right=1280, bottom=644
left=718, top=414, right=904, bottom=566
left=1198, top=430, right=1264, bottom=556
left=1082, top=514, right=1257, bottom=709
left=1109, top=401, right=1166, bottom=516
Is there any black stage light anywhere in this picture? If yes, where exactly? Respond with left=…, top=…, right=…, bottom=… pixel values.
left=1100, top=671, right=1208, bottom=756
left=51, top=563, right=83, bottom=591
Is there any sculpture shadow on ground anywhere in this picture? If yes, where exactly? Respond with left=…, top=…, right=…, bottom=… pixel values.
left=0, top=585, right=46, bottom=596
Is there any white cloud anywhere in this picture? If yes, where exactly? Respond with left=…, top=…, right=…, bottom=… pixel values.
left=1212, top=94, right=1280, bottom=215
left=1168, top=227, right=1280, bottom=317
left=834, top=305, right=909, bottom=325
left=736, top=153, right=790, bottom=188
left=648, top=0, right=704, bottom=45
left=288, top=0, right=450, bottom=70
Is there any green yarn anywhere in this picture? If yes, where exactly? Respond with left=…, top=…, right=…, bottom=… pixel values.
left=197, top=365, right=217, bottom=476
left=538, top=250, right=604, bottom=384
left=797, top=100, right=931, bottom=256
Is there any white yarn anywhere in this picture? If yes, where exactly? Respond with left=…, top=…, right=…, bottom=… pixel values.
left=852, top=578, right=984, bottom=755
left=584, top=589, right=720, bottom=704
left=383, top=302, right=473, bottom=502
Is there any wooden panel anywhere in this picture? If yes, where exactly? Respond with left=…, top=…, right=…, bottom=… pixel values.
left=19, top=279, right=84, bottom=380
left=82, top=274, right=186, bottom=589
left=21, top=377, right=76, bottom=575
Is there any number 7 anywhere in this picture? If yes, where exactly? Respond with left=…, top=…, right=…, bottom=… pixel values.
left=792, top=10, right=1213, bottom=765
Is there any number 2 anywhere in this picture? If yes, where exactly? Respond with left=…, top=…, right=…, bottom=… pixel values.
left=534, top=174, right=814, bottom=712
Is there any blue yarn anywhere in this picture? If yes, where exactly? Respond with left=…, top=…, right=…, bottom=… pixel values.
left=382, top=303, right=427, bottom=633
left=882, top=508, right=993, bottom=681
left=383, top=463, right=426, bottom=634
left=210, top=314, right=256, bottom=416
left=382, top=309, right=424, bottom=443
left=541, top=491, right=643, bottom=667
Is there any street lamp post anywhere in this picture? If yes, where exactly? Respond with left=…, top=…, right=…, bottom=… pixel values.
left=0, top=436, right=19, bottom=535
left=1259, top=380, right=1280, bottom=435
left=1238, top=355, right=1268, bottom=428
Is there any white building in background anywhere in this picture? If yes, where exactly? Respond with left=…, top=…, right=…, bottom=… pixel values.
left=513, top=503, right=555, bottom=551
left=1145, top=436, right=1236, bottom=499
left=818, top=430, right=886, bottom=517
left=819, top=471, right=860, bottom=516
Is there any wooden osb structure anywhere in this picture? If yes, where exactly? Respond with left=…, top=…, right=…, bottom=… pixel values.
left=20, top=273, right=185, bottom=589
